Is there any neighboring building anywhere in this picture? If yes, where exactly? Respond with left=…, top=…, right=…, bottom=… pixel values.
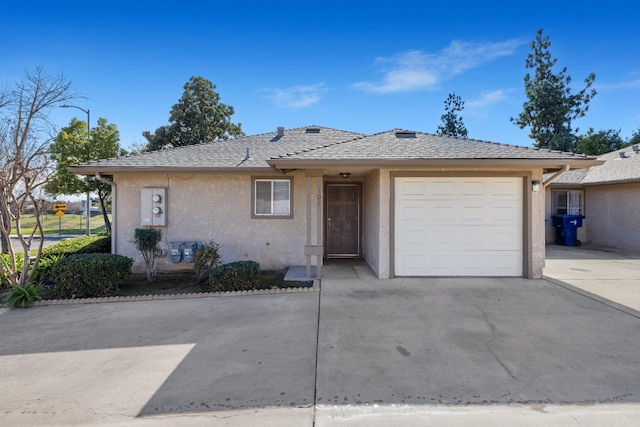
left=545, top=145, right=640, bottom=252
left=71, top=126, right=598, bottom=279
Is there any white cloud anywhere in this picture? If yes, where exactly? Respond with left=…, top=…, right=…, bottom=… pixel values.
left=261, top=83, right=327, bottom=108
left=466, top=90, right=509, bottom=117
left=352, top=39, right=525, bottom=94
left=596, top=78, right=640, bottom=90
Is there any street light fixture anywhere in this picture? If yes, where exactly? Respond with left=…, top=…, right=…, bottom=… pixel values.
left=60, top=104, right=91, bottom=236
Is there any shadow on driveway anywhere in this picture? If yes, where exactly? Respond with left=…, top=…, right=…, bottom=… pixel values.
left=0, top=293, right=319, bottom=420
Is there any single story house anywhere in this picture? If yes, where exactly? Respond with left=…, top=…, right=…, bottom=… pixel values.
left=71, top=126, right=599, bottom=279
left=545, top=145, right=640, bottom=251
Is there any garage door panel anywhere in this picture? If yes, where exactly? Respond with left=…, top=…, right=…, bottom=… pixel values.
left=395, top=250, right=522, bottom=276
left=395, top=177, right=523, bottom=276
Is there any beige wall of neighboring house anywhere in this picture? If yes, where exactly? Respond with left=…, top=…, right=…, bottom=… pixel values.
left=114, top=171, right=309, bottom=273
left=585, top=182, right=640, bottom=251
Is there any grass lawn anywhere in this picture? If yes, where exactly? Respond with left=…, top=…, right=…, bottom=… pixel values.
left=12, top=213, right=111, bottom=235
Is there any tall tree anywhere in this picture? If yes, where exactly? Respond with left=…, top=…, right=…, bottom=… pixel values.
left=436, top=92, right=468, bottom=138
left=629, top=128, right=640, bottom=146
left=143, top=76, right=244, bottom=151
left=0, top=66, right=76, bottom=286
left=576, top=128, right=629, bottom=155
left=511, top=29, right=596, bottom=152
left=45, top=117, right=124, bottom=231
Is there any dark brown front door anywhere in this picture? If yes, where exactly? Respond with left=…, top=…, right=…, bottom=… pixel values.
left=326, top=184, right=360, bottom=257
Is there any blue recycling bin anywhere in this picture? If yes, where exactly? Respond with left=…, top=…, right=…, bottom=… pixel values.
left=552, top=214, right=583, bottom=246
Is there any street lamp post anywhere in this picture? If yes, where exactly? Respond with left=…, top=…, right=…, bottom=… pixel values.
left=60, top=104, right=91, bottom=236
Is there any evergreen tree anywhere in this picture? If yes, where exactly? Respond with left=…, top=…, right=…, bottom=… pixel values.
left=143, top=76, right=244, bottom=151
left=511, top=29, right=596, bottom=151
left=436, top=92, right=468, bottom=138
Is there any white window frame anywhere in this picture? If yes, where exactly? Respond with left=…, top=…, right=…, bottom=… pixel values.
left=252, top=178, right=293, bottom=218
left=552, top=189, right=583, bottom=215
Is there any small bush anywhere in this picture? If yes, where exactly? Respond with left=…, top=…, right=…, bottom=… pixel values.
left=209, top=261, right=260, bottom=292
left=132, top=228, right=162, bottom=283
left=2, top=283, right=42, bottom=308
left=49, top=253, right=133, bottom=299
left=194, top=240, right=221, bottom=284
left=31, top=254, right=65, bottom=285
left=42, top=235, right=111, bottom=258
left=1, top=253, right=24, bottom=289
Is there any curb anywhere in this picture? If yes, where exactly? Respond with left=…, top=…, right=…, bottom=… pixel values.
left=3, top=279, right=321, bottom=308
left=543, top=275, right=640, bottom=319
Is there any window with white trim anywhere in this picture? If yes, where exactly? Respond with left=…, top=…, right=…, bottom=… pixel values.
left=253, top=178, right=292, bottom=217
left=552, top=190, right=583, bottom=215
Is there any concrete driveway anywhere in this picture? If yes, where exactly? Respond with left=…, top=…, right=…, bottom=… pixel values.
left=0, top=293, right=319, bottom=426
left=544, top=244, right=640, bottom=313
left=2, top=260, right=640, bottom=425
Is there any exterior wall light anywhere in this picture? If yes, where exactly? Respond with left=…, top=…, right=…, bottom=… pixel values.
left=339, top=172, right=351, bottom=179
left=532, top=180, right=540, bottom=192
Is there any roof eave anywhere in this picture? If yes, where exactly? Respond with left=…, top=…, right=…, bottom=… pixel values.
left=267, top=158, right=603, bottom=169
left=68, top=165, right=275, bottom=175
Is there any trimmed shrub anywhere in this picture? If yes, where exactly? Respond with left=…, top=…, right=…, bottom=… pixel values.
left=209, top=261, right=260, bottom=292
left=42, top=235, right=111, bottom=258
left=194, top=240, right=221, bottom=284
left=31, top=254, right=65, bottom=285
left=49, top=253, right=132, bottom=299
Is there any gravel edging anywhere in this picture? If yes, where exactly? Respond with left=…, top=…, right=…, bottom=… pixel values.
left=3, top=279, right=320, bottom=308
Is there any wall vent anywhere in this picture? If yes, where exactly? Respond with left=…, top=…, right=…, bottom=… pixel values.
left=395, top=130, right=416, bottom=138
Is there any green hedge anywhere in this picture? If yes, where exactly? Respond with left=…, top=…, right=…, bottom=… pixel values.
left=48, top=253, right=132, bottom=299
left=209, top=261, right=260, bottom=292
left=42, top=235, right=111, bottom=258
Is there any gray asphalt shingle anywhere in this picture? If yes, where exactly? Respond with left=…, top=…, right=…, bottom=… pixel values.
left=271, top=130, right=594, bottom=161
left=72, top=127, right=596, bottom=174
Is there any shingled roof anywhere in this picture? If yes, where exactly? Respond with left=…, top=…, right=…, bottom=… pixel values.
left=545, top=145, right=640, bottom=186
left=582, top=145, right=640, bottom=185
left=71, top=126, right=600, bottom=175
left=270, top=129, right=596, bottom=160
left=70, top=126, right=363, bottom=174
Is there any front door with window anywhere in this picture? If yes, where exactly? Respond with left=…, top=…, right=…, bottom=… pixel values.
left=326, top=184, right=360, bottom=257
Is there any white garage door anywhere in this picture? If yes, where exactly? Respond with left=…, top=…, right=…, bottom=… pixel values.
left=395, top=177, right=523, bottom=276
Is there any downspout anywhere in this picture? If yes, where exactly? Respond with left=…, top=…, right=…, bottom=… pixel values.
left=95, top=173, right=116, bottom=254
left=543, top=165, right=570, bottom=188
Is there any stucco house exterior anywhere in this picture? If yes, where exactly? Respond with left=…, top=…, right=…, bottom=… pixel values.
left=71, top=126, right=599, bottom=279
left=545, top=145, right=640, bottom=251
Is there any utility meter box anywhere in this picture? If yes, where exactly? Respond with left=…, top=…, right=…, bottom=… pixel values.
left=170, top=248, right=182, bottom=263
left=141, top=188, right=166, bottom=226
left=183, top=245, right=195, bottom=263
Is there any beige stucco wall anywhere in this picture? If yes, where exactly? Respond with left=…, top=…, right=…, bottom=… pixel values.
left=113, top=166, right=547, bottom=279
left=584, top=182, right=640, bottom=251
left=362, top=170, right=381, bottom=277
left=114, top=171, right=308, bottom=273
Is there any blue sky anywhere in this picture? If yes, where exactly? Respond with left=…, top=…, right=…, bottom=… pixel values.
left=3, top=1, right=639, bottom=150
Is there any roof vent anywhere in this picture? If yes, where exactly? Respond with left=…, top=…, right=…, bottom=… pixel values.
left=276, top=126, right=285, bottom=136
left=305, top=127, right=321, bottom=133
left=633, top=145, right=639, bottom=153
left=395, top=130, right=416, bottom=138
left=619, top=152, right=627, bottom=159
